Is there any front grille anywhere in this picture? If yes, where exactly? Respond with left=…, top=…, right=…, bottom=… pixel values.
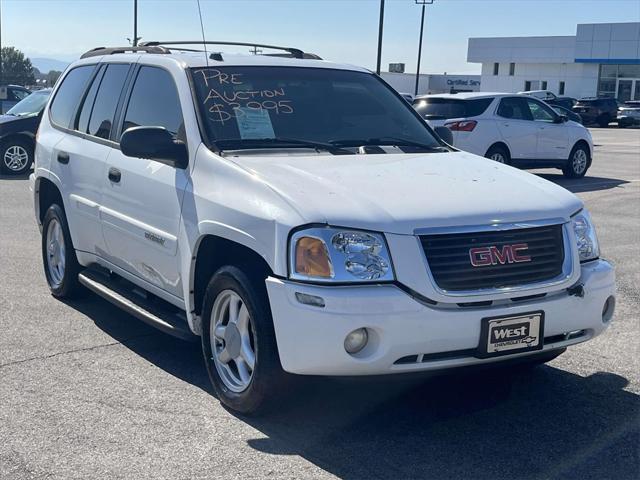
left=420, top=225, right=564, bottom=291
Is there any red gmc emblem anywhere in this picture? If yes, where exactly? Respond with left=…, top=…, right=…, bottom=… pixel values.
left=469, top=243, right=532, bottom=267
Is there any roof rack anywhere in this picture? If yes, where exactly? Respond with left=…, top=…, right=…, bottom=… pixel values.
left=139, top=41, right=308, bottom=59
left=80, top=45, right=170, bottom=59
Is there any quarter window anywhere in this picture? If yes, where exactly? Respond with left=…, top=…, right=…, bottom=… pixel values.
left=49, top=65, right=95, bottom=128
left=86, top=64, right=130, bottom=139
left=76, top=66, right=104, bottom=134
left=122, top=66, right=184, bottom=140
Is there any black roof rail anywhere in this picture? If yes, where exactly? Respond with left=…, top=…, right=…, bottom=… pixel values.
left=139, top=41, right=307, bottom=59
left=80, top=45, right=170, bottom=59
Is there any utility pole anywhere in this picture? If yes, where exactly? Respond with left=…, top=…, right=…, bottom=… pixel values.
left=414, top=1, right=434, bottom=97
left=375, top=0, right=385, bottom=74
left=133, top=0, right=138, bottom=46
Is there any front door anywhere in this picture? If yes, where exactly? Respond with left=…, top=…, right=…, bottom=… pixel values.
left=100, top=65, right=189, bottom=298
left=525, top=98, right=569, bottom=160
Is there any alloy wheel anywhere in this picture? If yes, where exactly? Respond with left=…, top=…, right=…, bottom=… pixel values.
left=3, top=145, right=29, bottom=172
left=46, top=218, right=66, bottom=288
left=572, top=149, right=587, bottom=174
left=210, top=290, right=256, bottom=392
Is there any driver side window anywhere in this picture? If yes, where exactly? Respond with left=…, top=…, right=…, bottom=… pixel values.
left=526, top=99, right=556, bottom=123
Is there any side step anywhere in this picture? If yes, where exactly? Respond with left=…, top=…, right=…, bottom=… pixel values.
left=78, top=268, right=198, bottom=342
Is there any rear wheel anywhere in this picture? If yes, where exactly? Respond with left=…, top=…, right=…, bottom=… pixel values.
left=201, top=266, right=286, bottom=414
left=41, top=204, right=83, bottom=298
left=0, top=139, right=33, bottom=175
left=562, top=143, right=590, bottom=178
left=485, top=144, right=510, bottom=164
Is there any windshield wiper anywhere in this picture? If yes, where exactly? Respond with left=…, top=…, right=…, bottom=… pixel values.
left=329, top=137, right=449, bottom=152
left=214, top=137, right=351, bottom=154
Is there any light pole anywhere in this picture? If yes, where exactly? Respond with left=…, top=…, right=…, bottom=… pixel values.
left=375, top=0, right=385, bottom=74
left=414, top=0, right=434, bottom=96
left=0, top=0, right=3, bottom=85
left=133, top=0, right=138, bottom=46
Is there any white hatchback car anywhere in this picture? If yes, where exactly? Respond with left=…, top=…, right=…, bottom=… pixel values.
left=413, top=92, right=593, bottom=178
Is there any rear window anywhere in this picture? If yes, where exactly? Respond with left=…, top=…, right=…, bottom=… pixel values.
left=412, top=97, right=493, bottom=120
left=49, top=65, right=95, bottom=128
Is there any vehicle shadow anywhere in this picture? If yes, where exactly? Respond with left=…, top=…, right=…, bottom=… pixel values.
left=64, top=294, right=639, bottom=480
left=535, top=173, right=629, bottom=194
left=0, top=171, right=31, bottom=181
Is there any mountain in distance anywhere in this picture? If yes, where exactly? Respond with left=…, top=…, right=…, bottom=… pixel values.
left=30, top=57, right=71, bottom=73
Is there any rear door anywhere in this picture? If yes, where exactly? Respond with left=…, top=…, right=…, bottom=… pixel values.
left=45, top=64, right=115, bottom=256
left=525, top=98, right=569, bottom=160
left=495, top=97, right=538, bottom=159
left=99, top=65, right=189, bottom=298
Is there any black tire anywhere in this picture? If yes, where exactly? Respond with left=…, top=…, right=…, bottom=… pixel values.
left=597, top=114, right=610, bottom=128
left=485, top=144, right=510, bottom=165
left=41, top=204, right=84, bottom=298
left=0, top=138, right=33, bottom=175
left=562, top=143, right=591, bottom=179
left=201, top=265, right=286, bottom=414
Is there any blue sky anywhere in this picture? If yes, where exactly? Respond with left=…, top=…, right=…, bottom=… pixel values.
left=2, top=0, right=639, bottom=73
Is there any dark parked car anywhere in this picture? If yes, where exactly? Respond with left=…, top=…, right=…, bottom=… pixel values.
left=0, top=89, right=51, bottom=175
left=617, top=100, right=640, bottom=127
left=0, top=85, right=31, bottom=114
left=572, top=97, right=618, bottom=127
left=552, top=105, right=582, bottom=124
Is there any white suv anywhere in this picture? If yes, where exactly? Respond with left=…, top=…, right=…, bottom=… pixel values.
left=31, top=43, right=615, bottom=413
left=413, top=92, right=593, bottom=178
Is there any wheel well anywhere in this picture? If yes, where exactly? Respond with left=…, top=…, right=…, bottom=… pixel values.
left=1, top=133, right=34, bottom=150
left=192, top=236, right=273, bottom=316
left=37, top=178, right=64, bottom=225
left=572, top=139, right=591, bottom=157
left=485, top=142, right=510, bottom=159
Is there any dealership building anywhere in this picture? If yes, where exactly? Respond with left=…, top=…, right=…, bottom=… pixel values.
left=380, top=72, right=481, bottom=96
left=467, top=22, right=640, bottom=101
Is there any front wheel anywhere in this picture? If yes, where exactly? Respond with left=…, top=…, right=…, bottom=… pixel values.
left=562, top=144, right=590, bottom=178
left=201, top=266, right=286, bottom=414
left=0, top=139, right=33, bottom=175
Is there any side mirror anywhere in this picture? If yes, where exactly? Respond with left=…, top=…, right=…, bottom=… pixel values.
left=434, top=126, right=454, bottom=145
left=554, top=114, right=568, bottom=123
left=120, top=126, right=188, bottom=169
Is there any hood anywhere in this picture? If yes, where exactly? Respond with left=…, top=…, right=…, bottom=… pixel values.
left=0, top=114, right=21, bottom=125
left=228, top=150, right=582, bottom=234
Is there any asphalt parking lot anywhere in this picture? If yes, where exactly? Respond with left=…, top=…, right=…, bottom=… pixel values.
left=1, top=128, right=638, bottom=480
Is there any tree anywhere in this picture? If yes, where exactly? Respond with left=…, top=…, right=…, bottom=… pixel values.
left=0, top=47, right=36, bottom=86
left=46, top=70, right=63, bottom=87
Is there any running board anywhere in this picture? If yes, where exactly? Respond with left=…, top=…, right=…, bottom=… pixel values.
left=78, top=269, right=198, bottom=342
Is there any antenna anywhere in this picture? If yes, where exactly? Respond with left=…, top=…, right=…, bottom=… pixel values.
left=195, top=0, right=210, bottom=67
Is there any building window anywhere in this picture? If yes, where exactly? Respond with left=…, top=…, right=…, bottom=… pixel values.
left=524, top=81, right=532, bottom=91
left=559, top=81, right=565, bottom=95
left=493, top=63, right=499, bottom=76
left=509, top=63, right=515, bottom=76
left=541, top=81, right=548, bottom=90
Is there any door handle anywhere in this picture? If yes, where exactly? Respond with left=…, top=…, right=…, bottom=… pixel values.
left=108, top=167, right=121, bottom=183
left=57, top=151, right=70, bottom=164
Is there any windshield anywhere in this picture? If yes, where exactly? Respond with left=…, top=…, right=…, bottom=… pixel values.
left=191, top=66, right=442, bottom=153
left=412, top=97, right=493, bottom=120
left=6, top=90, right=50, bottom=117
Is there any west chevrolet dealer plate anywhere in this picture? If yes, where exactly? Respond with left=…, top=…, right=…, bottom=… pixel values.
left=478, top=311, right=545, bottom=357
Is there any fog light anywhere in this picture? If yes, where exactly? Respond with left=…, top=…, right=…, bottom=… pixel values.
left=602, top=296, right=615, bottom=323
left=344, top=328, right=368, bottom=354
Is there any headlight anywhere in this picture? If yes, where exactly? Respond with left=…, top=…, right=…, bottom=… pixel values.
left=290, top=227, right=395, bottom=283
left=572, top=210, right=600, bottom=262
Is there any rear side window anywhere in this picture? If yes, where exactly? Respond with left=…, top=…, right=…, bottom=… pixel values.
left=122, top=66, right=184, bottom=140
left=85, top=64, right=130, bottom=139
left=413, top=97, right=493, bottom=119
left=49, top=65, right=95, bottom=128
left=497, top=97, right=532, bottom=121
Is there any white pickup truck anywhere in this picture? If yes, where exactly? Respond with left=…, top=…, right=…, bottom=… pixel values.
left=31, top=42, right=615, bottom=413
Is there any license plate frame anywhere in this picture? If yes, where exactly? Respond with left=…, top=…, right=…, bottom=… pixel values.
left=477, top=311, right=545, bottom=358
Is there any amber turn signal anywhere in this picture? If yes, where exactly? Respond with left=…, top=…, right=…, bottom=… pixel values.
left=295, top=236, right=332, bottom=278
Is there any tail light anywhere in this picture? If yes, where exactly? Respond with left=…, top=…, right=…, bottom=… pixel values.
left=445, top=120, right=477, bottom=132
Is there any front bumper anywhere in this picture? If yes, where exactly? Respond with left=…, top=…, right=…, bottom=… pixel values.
left=266, top=259, right=615, bottom=375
